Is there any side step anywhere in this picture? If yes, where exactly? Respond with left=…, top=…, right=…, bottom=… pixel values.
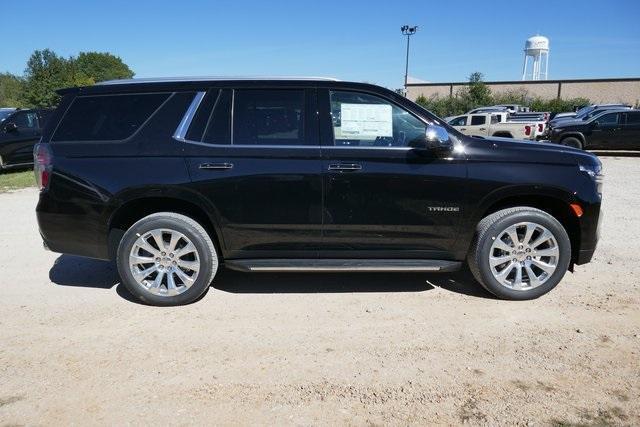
left=225, top=259, right=462, bottom=273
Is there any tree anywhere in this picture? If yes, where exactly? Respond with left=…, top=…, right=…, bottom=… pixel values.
left=0, top=73, right=25, bottom=107
left=22, top=49, right=73, bottom=108
left=73, top=52, right=134, bottom=83
left=465, top=71, right=492, bottom=106
left=20, top=49, right=135, bottom=108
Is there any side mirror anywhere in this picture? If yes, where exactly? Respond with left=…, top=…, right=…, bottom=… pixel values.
left=4, top=122, right=18, bottom=133
left=424, top=124, right=453, bottom=150
left=592, top=121, right=599, bottom=128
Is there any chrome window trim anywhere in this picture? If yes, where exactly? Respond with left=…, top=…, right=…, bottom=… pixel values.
left=173, top=91, right=206, bottom=142
left=172, top=89, right=415, bottom=151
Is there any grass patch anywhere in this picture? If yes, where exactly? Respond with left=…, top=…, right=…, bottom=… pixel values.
left=0, top=169, right=36, bottom=192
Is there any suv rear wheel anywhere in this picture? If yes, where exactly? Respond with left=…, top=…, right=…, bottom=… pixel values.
left=467, top=207, right=571, bottom=300
left=116, top=212, right=218, bottom=306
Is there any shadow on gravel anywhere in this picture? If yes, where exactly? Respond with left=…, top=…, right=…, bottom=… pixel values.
left=48, top=255, right=494, bottom=301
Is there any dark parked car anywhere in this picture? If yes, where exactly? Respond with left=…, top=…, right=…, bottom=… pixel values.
left=0, top=108, right=53, bottom=170
left=35, top=77, right=602, bottom=306
left=549, top=104, right=632, bottom=127
left=549, top=109, right=640, bottom=150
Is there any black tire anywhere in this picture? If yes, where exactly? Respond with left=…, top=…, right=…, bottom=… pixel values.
left=561, top=136, right=582, bottom=150
left=116, top=212, right=218, bottom=306
left=467, top=207, right=571, bottom=300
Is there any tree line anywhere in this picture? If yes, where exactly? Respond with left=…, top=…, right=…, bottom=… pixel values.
left=0, top=49, right=134, bottom=109
left=414, top=72, right=591, bottom=118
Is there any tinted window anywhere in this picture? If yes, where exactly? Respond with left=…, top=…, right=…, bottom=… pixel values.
left=596, top=113, right=618, bottom=125
left=625, top=112, right=640, bottom=125
left=330, top=90, right=426, bottom=147
left=448, top=116, right=467, bottom=126
left=52, top=93, right=169, bottom=141
left=233, top=90, right=304, bottom=146
left=186, top=90, right=231, bottom=144
left=470, top=115, right=486, bottom=125
left=11, top=111, right=38, bottom=129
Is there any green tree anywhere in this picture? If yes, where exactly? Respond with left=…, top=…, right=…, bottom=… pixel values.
left=73, top=51, right=134, bottom=83
left=22, top=49, right=72, bottom=108
left=465, top=71, right=492, bottom=106
left=0, top=73, right=26, bottom=107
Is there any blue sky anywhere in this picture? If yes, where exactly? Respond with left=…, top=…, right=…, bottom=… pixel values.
left=1, top=0, right=639, bottom=89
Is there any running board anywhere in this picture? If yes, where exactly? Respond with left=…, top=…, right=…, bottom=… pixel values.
left=225, top=259, right=462, bottom=273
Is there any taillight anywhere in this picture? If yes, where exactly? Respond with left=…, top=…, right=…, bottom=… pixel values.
left=524, top=125, right=532, bottom=136
left=538, top=123, right=544, bottom=133
left=33, top=143, right=52, bottom=191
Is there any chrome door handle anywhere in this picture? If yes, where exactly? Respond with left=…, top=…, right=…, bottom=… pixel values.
left=460, top=128, right=467, bottom=131
left=479, top=127, right=486, bottom=131
left=328, top=163, right=362, bottom=172
left=199, top=162, right=234, bottom=170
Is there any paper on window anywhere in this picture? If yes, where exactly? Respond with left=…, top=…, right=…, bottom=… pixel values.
left=339, top=103, right=392, bottom=138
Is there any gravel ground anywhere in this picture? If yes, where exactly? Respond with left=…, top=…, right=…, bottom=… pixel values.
left=0, top=157, right=638, bottom=426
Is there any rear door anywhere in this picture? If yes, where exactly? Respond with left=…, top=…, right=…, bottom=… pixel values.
left=0, top=110, right=40, bottom=166
left=318, top=88, right=467, bottom=259
left=621, top=111, right=640, bottom=150
left=466, top=114, right=488, bottom=137
left=182, top=87, right=322, bottom=259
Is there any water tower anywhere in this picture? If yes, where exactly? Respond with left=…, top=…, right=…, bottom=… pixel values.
left=521, top=35, right=549, bottom=80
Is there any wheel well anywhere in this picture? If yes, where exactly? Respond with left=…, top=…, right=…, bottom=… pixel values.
left=492, top=132, right=513, bottom=138
left=560, top=134, right=585, bottom=145
left=108, top=197, right=222, bottom=260
left=481, top=195, right=581, bottom=264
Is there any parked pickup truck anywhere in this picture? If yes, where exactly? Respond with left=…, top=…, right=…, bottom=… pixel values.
left=447, top=112, right=543, bottom=140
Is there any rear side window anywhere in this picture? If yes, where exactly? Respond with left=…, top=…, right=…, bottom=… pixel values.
left=470, top=115, right=486, bottom=125
left=233, top=89, right=305, bottom=146
left=52, top=93, right=169, bottom=142
left=625, top=112, right=640, bottom=125
left=185, top=89, right=231, bottom=144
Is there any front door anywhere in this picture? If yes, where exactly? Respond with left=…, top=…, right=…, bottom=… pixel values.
left=182, top=88, right=322, bottom=259
left=0, top=110, right=40, bottom=166
left=588, top=112, right=622, bottom=149
left=318, top=89, right=467, bottom=260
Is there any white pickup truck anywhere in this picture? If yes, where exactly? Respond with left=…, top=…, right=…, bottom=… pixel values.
left=447, top=112, right=544, bottom=140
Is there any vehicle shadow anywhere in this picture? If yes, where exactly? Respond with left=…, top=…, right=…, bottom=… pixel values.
left=48, top=255, right=495, bottom=302
left=590, top=150, right=640, bottom=157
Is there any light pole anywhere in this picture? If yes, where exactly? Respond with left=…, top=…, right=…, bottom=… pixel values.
left=401, top=25, right=418, bottom=95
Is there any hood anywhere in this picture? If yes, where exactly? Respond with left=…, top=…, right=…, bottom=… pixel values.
left=550, top=117, right=587, bottom=127
left=462, top=135, right=600, bottom=168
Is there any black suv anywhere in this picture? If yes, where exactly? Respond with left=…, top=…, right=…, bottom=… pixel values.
left=549, top=109, right=640, bottom=150
left=0, top=108, right=53, bottom=170
left=35, top=78, right=602, bottom=306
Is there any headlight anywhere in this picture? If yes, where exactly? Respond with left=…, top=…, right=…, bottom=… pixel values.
left=579, top=164, right=602, bottom=178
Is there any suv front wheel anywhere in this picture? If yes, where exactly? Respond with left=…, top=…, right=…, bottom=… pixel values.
left=116, top=212, right=219, bottom=306
left=467, top=207, right=571, bottom=300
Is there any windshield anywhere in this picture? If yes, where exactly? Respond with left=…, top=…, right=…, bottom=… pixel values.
left=574, top=106, right=595, bottom=118
left=0, top=111, right=14, bottom=122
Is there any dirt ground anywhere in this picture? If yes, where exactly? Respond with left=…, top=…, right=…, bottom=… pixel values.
left=0, top=157, right=638, bottom=426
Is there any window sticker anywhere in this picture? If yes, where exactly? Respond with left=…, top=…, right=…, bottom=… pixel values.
left=339, top=103, right=392, bottom=138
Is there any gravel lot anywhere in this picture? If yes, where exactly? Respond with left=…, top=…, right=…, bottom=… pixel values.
left=0, top=157, right=638, bottom=426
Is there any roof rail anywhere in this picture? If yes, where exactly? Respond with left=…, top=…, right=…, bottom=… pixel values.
left=97, top=76, right=341, bottom=85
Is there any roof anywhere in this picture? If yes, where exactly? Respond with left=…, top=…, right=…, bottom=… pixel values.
left=97, top=76, right=340, bottom=86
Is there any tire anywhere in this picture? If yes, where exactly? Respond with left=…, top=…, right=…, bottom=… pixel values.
left=561, top=136, right=582, bottom=150
left=467, top=207, right=571, bottom=300
left=116, top=212, right=218, bottom=306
